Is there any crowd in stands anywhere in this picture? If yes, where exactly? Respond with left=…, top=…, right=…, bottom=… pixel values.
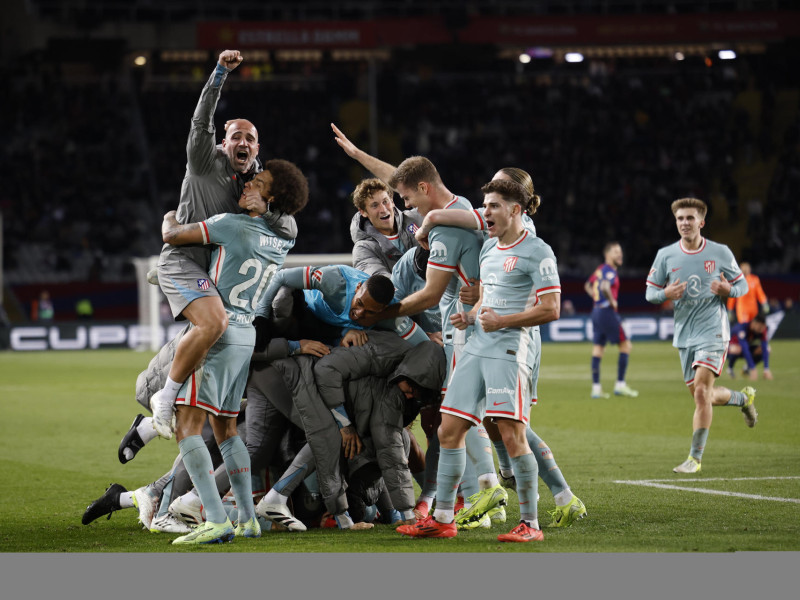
left=2, top=47, right=798, bottom=289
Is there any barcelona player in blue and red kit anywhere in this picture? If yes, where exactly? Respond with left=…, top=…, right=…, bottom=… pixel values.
left=584, top=242, right=638, bottom=399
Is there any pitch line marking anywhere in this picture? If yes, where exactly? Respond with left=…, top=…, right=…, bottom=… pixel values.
left=614, top=476, right=800, bottom=504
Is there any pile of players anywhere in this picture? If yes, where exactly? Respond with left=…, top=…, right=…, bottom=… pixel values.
left=81, top=49, right=759, bottom=546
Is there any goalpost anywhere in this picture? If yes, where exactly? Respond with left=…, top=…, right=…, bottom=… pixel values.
left=132, top=253, right=353, bottom=352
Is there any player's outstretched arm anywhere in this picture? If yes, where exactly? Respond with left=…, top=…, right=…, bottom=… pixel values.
left=162, top=211, right=203, bottom=246
left=331, top=123, right=397, bottom=186
left=417, top=209, right=481, bottom=239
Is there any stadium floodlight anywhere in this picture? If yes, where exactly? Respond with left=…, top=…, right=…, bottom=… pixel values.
left=718, top=50, right=736, bottom=60
left=519, top=53, right=532, bottom=64
left=134, top=55, right=147, bottom=66
left=565, top=52, right=584, bottom=63
left=674, top=51, right=685, bottom=61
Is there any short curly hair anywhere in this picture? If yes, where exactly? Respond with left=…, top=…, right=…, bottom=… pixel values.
left=352, top=178, right=390, bottom=212
left=263, top=159, right=309, bottom=216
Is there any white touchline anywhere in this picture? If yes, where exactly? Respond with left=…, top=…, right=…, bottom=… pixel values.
left=614, top=477, right=800, bottom=504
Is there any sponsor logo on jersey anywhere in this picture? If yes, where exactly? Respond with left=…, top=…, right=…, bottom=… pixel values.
left=704, top=260, right=715, bottom=274
left=503, top=256, right=518, bottom=272
left=671, top=267, right=681, bottom=272
left=539, top=257, right=557, bottom=277
left=197, top=279, right=210, bottom=290
left=429, top=240, right=447, bottom=261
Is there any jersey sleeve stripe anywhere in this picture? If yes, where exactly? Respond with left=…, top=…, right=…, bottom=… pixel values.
left=729, top=273, right=744, bottom=283
left=212, top=246, right=224, bottom=285
left=400, top=321, right=419, bottom=339
left=537, top=285, right=561, bottom=295
left=646, top=280, right=664, bottom=288
left=304, top=266, right=311, bottom=288
left=200, top=221, right=210, bottom=244
left=428, top=261, right=456, bottom=272
left=472, top=209, right=486, bottom=230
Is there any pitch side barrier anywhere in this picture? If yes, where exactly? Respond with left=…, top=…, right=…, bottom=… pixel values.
left=2, top=311, right=789, bottom=351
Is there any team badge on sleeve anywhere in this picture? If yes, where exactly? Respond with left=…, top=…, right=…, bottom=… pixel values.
left=503, top=257, right=518, bottom=273
left=704, top=261, right=715, bottom=274
left=407, top=223, right=419, bottom=234
left=197, top=279, right=210, bottom=290
left=311, top=269, right=323, bottom=283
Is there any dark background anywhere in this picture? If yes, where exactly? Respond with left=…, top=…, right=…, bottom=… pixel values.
left=2, top=1, right=798, bottom=321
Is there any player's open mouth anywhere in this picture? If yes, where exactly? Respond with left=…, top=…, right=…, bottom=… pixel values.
left=236, top=150, right=249, bottom=162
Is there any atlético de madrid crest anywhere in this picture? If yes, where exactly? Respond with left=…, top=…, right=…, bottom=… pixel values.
left=503, top=257, right=518, bottom=272
left=704, top=260, right=715, bottom=274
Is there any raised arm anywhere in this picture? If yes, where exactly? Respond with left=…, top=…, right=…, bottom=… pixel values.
left=331, top=123, right=397, bottom=186
left=187, top=50, right=243, bottom=174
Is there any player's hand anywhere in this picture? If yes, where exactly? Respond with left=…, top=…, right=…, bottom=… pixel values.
left=449, top=311, right=472, bottom=330
left=477, top=307, right=504, bottom=332
left=710, top=273, right=732, bottom=297
left=415, top=228, right=430, bottom=250
left=764, top=369, right=773, bottom=380
left=664, top=278, right=687, bottom=300
left=240, top=186, right=267, bottom=214
left=331, top=123, right=360, bottom=158
left=749, top=369, right=758, bottom=381
left=340, top=425, right=363, bottom=459
left=299, top=339, right=330, bottom=357
left=163, top=210, right=177, bottom=220
left=426, top=331, right=443, bottom=346
left=459, top=279, right=480, bottom=305
left=218, top=50, right=243, bottom=70
left=340, top=329, right=368, bottom=347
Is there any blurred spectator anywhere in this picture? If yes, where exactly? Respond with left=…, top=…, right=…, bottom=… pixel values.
left=32, top=290, right=54, bottom=321
left=76, top=298, right=94, bottom=320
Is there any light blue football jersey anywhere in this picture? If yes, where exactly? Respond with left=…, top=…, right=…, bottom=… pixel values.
left=391, top=247, right=442, bottom=334
left=427, top=196, right=484, bottom=346
left=646, top=237, right=745, bottom=348
left=202, top=213, right=294, bottom=330
left=464, top=230, right=560, bottom=369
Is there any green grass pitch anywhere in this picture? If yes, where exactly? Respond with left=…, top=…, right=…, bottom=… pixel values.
left=1, top=340, right=798, bottom=553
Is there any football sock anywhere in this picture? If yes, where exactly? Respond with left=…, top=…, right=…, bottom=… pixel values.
left=690, top=428, right=709, bottom=461
left=726, top=389, right=746, bottom=406
left=161, top=376, right=184, bottom=403
left=433, top=447, right=465, bottom=523
left=553, top=489, right=575, bottom=507
left=591, top=356, right=601, bottom=384
left=118, top=492, right=134, bottom=509
left=511, top=452, right=539, bottom=527
left=179, top=434, right=227, bottom=523
left=219, top=436, right=255, bottom=523
left=617, top=352, right=630, bottom=383
left=269, top=443, right=314, bottom=500
left=492, top=439, right=513, bottom=475
left=465, top=425, right=495, bottom=484
left=122, top=417, right=159, bottom=461
left=526, top=427, right=569, bottom=496
left=461, top=448, right=479, bottom=499
left=421, top=435, right=440, bottom=499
